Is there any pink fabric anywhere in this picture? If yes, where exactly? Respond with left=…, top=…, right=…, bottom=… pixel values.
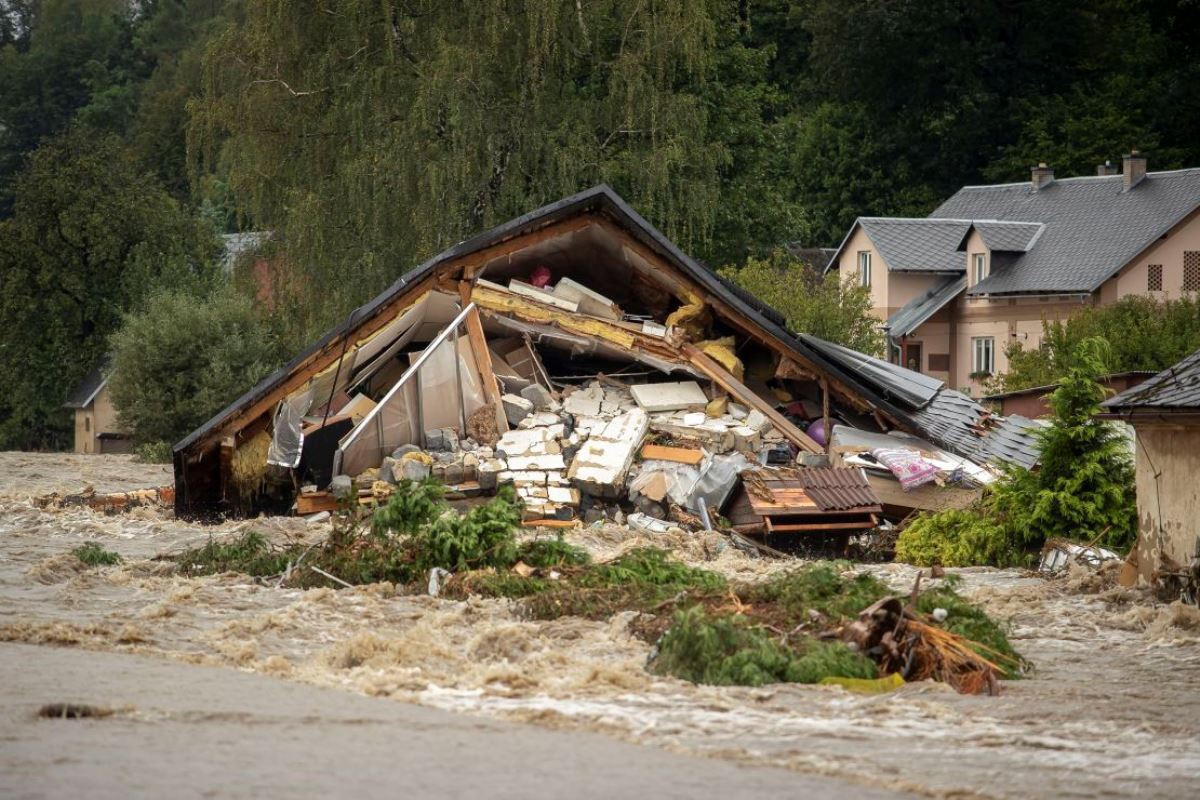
left=529, top=265, right=552, bottom=288
left=871, top=447, right=939, bottom=491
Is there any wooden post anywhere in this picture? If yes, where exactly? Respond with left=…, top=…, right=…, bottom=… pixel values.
left=820, top=376, right=831, bottom=454
left=460, top=288, right=509, bottom=432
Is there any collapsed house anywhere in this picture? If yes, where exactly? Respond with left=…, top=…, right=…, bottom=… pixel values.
left=173, top=186, right=1040, bottom=546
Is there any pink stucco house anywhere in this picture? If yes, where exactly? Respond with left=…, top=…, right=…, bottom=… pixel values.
left=828, top=153, right=1200, bottom=394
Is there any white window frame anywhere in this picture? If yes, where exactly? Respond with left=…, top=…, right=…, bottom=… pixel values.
left=972, top=253, right=987, bottom=285
left=857, top=251, right=871, bottom=288
left=971, top=336, right=994, bottom=376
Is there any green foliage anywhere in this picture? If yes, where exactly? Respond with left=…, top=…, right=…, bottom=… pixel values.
left=580, top=547, right=726, bottom=592
left=898, top=337, right=1137, bottom=564
left=176, top=531, right=294, bottom=578
left=515, top=536, right=591, bottom=569
left=894, top=508, right=1020, bottom=568
left=742, top=563, right=890, bottom=619
left=134, top=441, right=174, bottom=464
left=72, top=541, right=122, bottom=567
left=993, top=339, right=1136, bottom=551
left=0, top=127, right=219, bottom=449
left=307, top=479, right=526, bottom=586
left=650, top=606, right=876, bottom=687
left=990, top=296, right=1200, bottom=395
left=719, top=249, right=884, bottom=355
left=107, top=284, right=287, bottom=447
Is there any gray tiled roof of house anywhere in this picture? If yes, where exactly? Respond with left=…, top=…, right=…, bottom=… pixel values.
left=968, top=221, right=1044, bottom=252
left=853, top=218, right=971, bottom=273
left=800, top=335, right=1042, bottom=468
left=933, top=168, right=1200, bottom=295
left=886, top=275, right=966, bottom=338
left=1102, top=347, right=1200, bottom=412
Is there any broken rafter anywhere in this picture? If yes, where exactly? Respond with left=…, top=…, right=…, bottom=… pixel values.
left=682, top=343, right=823, bottom=454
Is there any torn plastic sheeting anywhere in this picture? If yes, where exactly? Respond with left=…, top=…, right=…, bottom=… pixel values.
left=634, top=459, right=703, bottom=507
left=266, top=387, right=313, bottom=468
left=687, top=452, right=753, bottom=514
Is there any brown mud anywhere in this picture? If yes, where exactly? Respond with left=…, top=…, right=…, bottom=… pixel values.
left=1, top=453, right=1198, bottom=798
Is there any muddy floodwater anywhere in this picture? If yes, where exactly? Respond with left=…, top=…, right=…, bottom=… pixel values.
left=2, top=453, right=1199, bottom=798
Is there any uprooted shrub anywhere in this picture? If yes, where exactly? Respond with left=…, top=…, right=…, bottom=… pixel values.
left=176, top=531, right=293, bottom=577
left=72, top=542, right=122, bottom=567
left=649, top=605, right=877, bottom=687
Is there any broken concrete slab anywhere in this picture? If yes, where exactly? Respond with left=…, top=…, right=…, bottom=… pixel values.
left=567, top=408, right=649, bottom=498
left=630, top=381, right=708, bottom=412
left=563, top=386, right=604, bottom=416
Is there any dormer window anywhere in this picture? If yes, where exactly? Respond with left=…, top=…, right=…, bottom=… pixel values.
left=857, top=251, right=871, bottom=288
left=972, top=253, right=988, bottom=284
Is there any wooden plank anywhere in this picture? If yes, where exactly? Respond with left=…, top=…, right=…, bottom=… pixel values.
left=461, top=300, right=509, bottom=434
left=294, top=492, right=337, bottom=515
left=640, top=444, right=705, bottom=465
left=820, top=376, right=831, bottom=454
left=682, top=344, right=823, bottom=454
left=521, top=519, right=579, bottom=529
left=761, top=520, right=876, bottom=532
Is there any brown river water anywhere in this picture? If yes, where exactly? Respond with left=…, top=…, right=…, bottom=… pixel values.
left=1, top=452, right=1198, bottom=798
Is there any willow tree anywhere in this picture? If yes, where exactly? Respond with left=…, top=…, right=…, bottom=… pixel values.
left=192, top=0, right=731, bottom=342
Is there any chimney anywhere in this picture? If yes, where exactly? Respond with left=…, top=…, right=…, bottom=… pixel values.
left=1031, top=162, right=1054, bottom=190
left=1123, top=150, right=1147, bottom=190
left=1097, top=160, right=1119, bottom=176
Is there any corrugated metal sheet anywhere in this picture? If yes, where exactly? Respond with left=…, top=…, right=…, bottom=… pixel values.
left=794, top=467, right=881, bottom=512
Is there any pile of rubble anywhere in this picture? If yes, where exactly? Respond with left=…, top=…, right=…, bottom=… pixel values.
left=325, top=377, right=796, bottom=530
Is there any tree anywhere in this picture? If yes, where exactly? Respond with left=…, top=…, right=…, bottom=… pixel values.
left=108, top=285, right=288, bottom=447
left=0, top=127, right=217, bottom=449
left=192, top=0, right=734, bottom=342
left=719, top=249, right=884, bottom=355
left=898, top=337, right=1137, bottom=566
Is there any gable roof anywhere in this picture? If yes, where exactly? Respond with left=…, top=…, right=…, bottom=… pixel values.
left=176, top=186, right=919, bottom=457
left=886, top=275, right=965, bottom=338
left=932, top=168, right=1200, bottom=295
left=959, top=221, right=1044, bottom=253
left=63, top=364, right=107, bottom=409
left=1102, top=347, right=1200, bottom=413
left=829, top=218, right=970, bottom=274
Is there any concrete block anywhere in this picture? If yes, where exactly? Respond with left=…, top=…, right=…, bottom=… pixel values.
left=547, top=486, right=581, bottom=505
left=731, top=425, right=761, bottom=453
left=630, top=381, right=708, bottom=412
left=520, top=383, right=555, bottom=410
left=502, top=394, right=534, bottom=425
left=400, top=458, right=431, bottom=482
left=511, top=470, right=547, bottom=485
left=380, top=457, right=400, bottom=484
left=746, top=409, right=770, bottom=433
left=727, top=403, right=749, bottom=420
left=506, top=454, right=566, bottom=471
left=331, top=475, right=353, bottom=499
left=681, top=411, right=708, bottom=427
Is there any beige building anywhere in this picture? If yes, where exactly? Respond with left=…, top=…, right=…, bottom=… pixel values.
left=1101, top=350, right=1200, bottom=588
left=64, top=365, right=132, bottom=454
left=830, top=154, right=1200, bottom=396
